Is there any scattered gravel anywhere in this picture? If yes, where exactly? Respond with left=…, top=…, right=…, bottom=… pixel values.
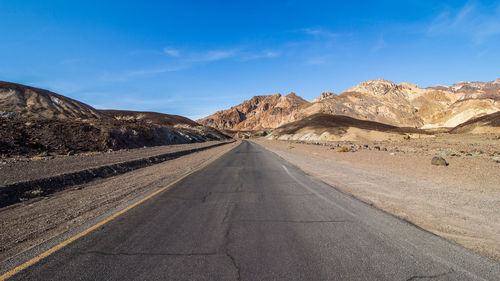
left=0, top=141, right=230, bottom=186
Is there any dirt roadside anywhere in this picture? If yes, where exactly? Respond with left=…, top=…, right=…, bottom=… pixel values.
left=0, top=141, right=240, bottom=262
left=1, top=141, right=233, bottom=207
left=254, top=138, right=500, bottom=261
left=1, top=141, right=231, bottom=186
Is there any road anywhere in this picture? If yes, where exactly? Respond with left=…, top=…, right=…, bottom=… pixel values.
left=6, top=141, right=500, bottom=280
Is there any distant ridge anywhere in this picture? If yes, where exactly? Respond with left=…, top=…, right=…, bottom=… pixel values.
left=199, top=77, right=500, bottom=130
left=198, top=92, right=309, bottom=130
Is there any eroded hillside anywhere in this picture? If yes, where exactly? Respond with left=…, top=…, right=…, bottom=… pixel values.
left=0, top=81, right=229, bottom=156
left=198, top=93, right=309, bottom=130
left=199, top=78, right=500, bottom=131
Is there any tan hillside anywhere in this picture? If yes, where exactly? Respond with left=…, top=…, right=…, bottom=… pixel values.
left=0, top=81, right=103, bottom=119
left=199, top=78, right=500, bottom=132
left=302, top=78, right=500, bottom=129
left=197, top=93, right=309, bottom=130
left=449, top=111, right=500, bottom=134
left=267, top=113, right=430, bottom=142
left=299, top=80, right=423, bottom=128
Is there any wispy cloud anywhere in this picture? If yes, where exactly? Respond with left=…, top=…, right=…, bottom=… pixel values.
left=200, top=49, right=237, bottom=61
left=299, top=27, right=339, bottom=38
left=427, top=2, right=500, bottom=43
left=101, top=46, right=279, bottom=82
left=163, top=47, right=180, bottom=57
left=126, top=65, right=187, bottom=76
left=90, top=96, right=178, bottom=111
left=241, top=50, right=280, bottom=61
left=100, top=65, right=188, bottom=81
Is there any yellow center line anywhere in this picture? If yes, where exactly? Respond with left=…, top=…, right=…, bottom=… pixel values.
left=0, top=142, right=237, bottom=280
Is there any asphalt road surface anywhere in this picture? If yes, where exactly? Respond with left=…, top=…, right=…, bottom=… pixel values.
left=7, top=141, right=500, bottom=280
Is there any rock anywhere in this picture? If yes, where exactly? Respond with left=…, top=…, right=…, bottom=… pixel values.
left=67, top=151, right=75, bottom=156
left=374, top=146, right=381, bottom=151
left=493, top=156, right=500, bottom=163
left=337, top=147, right=350, bottom=152
left=431, top=156, right=448, bottom=166
left=30, top=152, right=53, bottom=161
left=390, top=152, right=396, bottom=156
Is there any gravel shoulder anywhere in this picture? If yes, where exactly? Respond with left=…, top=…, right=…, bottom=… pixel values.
left=0, top=141, right=231, bottom=186
left=254, top=138, right=500, bottom=261
left=0, top=141, right=240, bottom=262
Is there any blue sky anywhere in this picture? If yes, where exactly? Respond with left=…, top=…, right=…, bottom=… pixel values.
left=1, top=0, right=500, bottom=119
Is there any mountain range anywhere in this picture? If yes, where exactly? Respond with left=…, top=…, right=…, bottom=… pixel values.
left=198, top=78, right=500, bottom=131
left=1, top=77, right=499, bottom=155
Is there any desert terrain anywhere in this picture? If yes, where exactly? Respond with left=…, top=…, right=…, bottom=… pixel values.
left=4, top=1, right=500, bottom=279
left=1, top=78, right=499, bottom=280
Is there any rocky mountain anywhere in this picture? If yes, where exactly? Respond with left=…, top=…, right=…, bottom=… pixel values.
left=312, top=92, right=336, bottom=103
left=0, top=81, right=229, bottom=156
left=200, top=78, right=500, bottom=131
left=301, top=78, right=500, bottom=129
left=198, top=93, right=309, bottom=130
left=0, top=81, right=103, bottom=119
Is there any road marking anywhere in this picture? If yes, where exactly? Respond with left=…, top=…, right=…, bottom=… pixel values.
left=282, top=165, right=357, bottom=217
left=0, top=142, right=237, bottom=281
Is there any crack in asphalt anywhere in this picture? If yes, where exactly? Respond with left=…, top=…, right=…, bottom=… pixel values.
left=221, top=204, right=241, bottom=281
left=406, top=269, right=454, bottom=280
left=222, top=205, right=233, bottom=223
left=225, top=251, right=241, bottom=281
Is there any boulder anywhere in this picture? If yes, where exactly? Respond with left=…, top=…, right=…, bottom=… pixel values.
left=431, top=156, right=448, bottom=166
